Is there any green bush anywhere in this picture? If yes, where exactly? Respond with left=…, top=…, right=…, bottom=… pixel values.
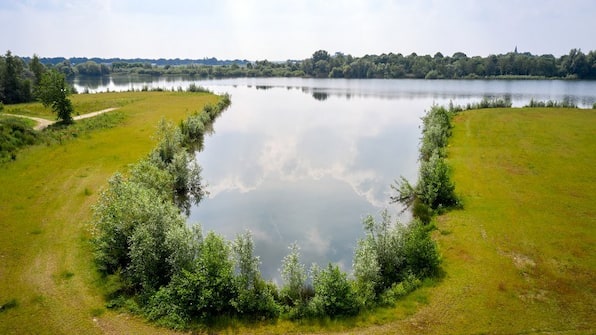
left=417, top=152, right=459, bottom=210
left=379, top=273, right=421, bottom=306
left=231, top=231, right=280, bottom=319
left=402, top=221, right=441, bottom=278
left=91, top=173, right=190, bottom=292
left=0, top=117, right=37, bottom=163
left=419, top=105, right=452, bottom=161
left=411, top=199, right=433, bottom=224
left=465, top=97, right=512, bottom=110
left=187, top=83, right=211, bottom=93
left=352, top=234, right=381, bottom=307
left=525, top=98, right=578, bottom=108
left=354, top=211, right=441, bottom=295
left=309, top=263, right=360, bottom=317
left=280, top=243, right=308, bottom=307
left=392, top=103, right=460, bottom=216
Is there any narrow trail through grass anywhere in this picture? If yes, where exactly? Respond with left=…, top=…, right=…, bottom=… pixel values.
left=5, top=107, right=120, bottom=130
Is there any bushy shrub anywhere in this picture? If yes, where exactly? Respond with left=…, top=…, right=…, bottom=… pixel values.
left=525, top=98, right=578, bottom=108
left=353, top=212, right=441, bottom=298
left=411, top=198, right=433, bottom=224
left=419, top=105, right=452, bottom=161
left=417, top=152, right=459, bottom=210
left=352, top=234, right=381, bottom=307
left=232, top=231, right=280, bottom=319
left=379, top=273, right=421, bottom=306
left=280, top=243, right=308, bottom=307
left=392, top=103, right=460, bottom=217
left=91, top=173, right=190, bottom=292
left=309, top=263, right=360, bottom=317
left=145, top=231, right=236, bottom=323
left=187, top=83, right=211, bottom=93
left=402, top=220, right=441, bottom=278
left=179, top=111, right=206, bottom=151
left=465, top=97, right=512, bottom=110
left=128, top=159, right=174, bottom=197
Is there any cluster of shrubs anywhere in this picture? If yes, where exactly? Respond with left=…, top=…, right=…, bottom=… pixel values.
left=447, top=97, right=512, bottom=113
left=136, top=84, right=212, bottom=93
left=391, top=104, right=461, bottom=222
left=91, top=94, right=442, bottom=329
left=524, top=98, right=578, bottom=108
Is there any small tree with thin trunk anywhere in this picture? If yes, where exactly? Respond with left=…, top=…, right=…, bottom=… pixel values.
left=37, top=69, right=73, bottom=124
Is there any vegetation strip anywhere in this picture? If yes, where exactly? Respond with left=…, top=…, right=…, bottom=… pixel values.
left=90, top=100, right=446, bottom=330
left=7, top=48, right=596, bottom=80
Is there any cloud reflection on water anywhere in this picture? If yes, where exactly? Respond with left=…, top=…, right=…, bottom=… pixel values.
left=189, top=84, right=425, bottom=280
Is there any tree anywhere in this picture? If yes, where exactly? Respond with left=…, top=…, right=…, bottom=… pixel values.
left=560, top=48, right=589, bottom=78
left=29, top=54, right=45, bottom=88
left=417, top=151, right=458, bottom=209
left=280, top=243, right=307, bottom=306
left=0, top=51, right=32, bottom=104
left=310, top=263, right=359, bottom=317
left=231, top=231, right=280, bottom=318
left=352, top=232, right=381, bottom=306
left=37, top=69, right=74, bottom=123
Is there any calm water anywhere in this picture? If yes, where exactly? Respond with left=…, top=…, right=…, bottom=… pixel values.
left=74, top=77, right=596, bottom=281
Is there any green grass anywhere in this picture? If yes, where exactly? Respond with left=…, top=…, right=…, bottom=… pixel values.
left=3, top=93, right=143, bottom=119
left=0, top=91, right=217, bottom=335
left=0, top=114, right=37, bottom=127
left=398, top=107, right=595, bottom=334
left=2, top=99, right=594, bottom=334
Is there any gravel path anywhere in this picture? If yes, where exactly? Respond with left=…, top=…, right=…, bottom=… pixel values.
left=4, top=107, right=119, bottom=130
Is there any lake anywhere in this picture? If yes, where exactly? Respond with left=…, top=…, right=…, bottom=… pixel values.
left=73, top=77, right=596, bottom=281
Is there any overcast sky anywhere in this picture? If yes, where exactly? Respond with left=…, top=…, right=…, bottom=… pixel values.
left=1, top=0, right=594, bottom=60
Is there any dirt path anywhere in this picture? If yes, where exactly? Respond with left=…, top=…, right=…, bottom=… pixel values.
left=4, top=107, right=119, bottom=130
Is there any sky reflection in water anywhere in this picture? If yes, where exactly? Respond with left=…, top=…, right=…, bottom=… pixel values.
left=188, top=84, right=425, bottom=281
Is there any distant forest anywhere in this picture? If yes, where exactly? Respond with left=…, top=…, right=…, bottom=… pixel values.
left=2, top=48, right=596, bottom=104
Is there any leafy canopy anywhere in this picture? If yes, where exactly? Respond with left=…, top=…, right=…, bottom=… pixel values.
left=37, top=69, right=74, bottom=123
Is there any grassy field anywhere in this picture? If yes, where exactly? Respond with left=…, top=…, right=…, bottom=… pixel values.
left=382, top=107, right=595, bottom=334
left=1, top=100, right=594, bottom=334
left=0, top=91, right=217, bottom=334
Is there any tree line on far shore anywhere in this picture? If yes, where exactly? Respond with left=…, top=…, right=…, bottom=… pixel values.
left=2, top=48, right=595, bottom=97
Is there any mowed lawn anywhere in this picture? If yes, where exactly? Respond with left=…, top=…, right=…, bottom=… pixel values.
left=390, top=107, right=595, bottom=334
left=0, top=92, right=218, bottom=334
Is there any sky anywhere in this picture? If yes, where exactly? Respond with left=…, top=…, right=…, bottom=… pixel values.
left=1, top=0, right=595, bottom=60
